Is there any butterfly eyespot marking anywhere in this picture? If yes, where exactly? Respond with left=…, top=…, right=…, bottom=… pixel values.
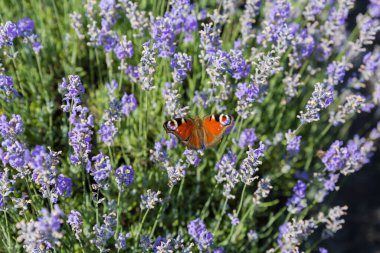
left=166, top=120, right=178, bottom=131
left=219, top=114, right=231, bottom=126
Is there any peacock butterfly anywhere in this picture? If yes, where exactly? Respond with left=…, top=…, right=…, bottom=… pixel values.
left=163, top=114, right=234, bottom=150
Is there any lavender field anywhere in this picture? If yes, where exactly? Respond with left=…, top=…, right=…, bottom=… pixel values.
left=0, top=0, right=380, bottom=252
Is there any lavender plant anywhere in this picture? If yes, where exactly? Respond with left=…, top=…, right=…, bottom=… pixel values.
left=0, top=0, right=380, bottom=252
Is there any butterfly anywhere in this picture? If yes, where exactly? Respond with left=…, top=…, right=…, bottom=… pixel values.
left=163, top=114, right=234, bottom=150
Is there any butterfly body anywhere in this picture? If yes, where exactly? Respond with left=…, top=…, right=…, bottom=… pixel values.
left=163, top=114, right=234, bottom=150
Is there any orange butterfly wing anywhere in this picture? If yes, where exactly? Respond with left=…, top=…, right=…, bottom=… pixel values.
left=164, top=114, right=234, bottom=150
left=202, top=114, right=234, bottom=148
left=163, top=118, right=203, bottom=149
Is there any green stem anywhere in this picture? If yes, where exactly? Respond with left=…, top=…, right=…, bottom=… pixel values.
left=116, top=191, right=122, bottom=236
left=135, top=209, right=150, bottom=247
left=213, top=197, right=228, bottom=235
left=224, top=184, right=247, bottom=244
left=108, top=145, right=115, bottom=167
left=150, top=187, right=173, bottom=237
left=237, top=184, right=247, bottom=215
left=4, top=210, right=12, bottom=251
left=200, top=184, right=218, bottom=219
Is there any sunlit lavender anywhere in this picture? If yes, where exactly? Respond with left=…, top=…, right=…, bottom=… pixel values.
left=0, top=0, right=380, bottom=252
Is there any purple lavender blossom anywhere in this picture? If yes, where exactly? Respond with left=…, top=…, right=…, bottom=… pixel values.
left=214, top=246, right=225, bottom=253
left=89, top=153, right=112, bottom=189
left=68, top=106, right=94, bottom=166
left=235, top=83, right=259, bottom=102
left=360, top=50, right=380, bottom=80
left=0, top=114, right=24, bottom=139
left=277, top=218, right=317, bottom=252
left=235, top=83, right=259, bottom=119
left=162, top=82, right=189, bottom=117
left=30, top=146, right=62, bottom=201
left=286, top=180, right=307, bottom=213
left=199, top=23, right=221, bottom=63
left=150, top=141, right=168, bottom=164
left=92, top=212, right=117, bottom=252
left=125, top=64, right=140, bottom=83
left=289, top=29, right=315, bottom=68
left=183, top=149, right=201, bottom=167
left=187, top=218, right=214, bottom=250
left=67, top=210, right=83, bottom=240
left=0, top=75, right=18, bottom=99
left=285, top=130, right=302, bottom=156
left=121, top=92, right=138, bottom=116
left=115, top=165, right=134, bottom=192
left=170, top=52, right=192, bottom=83
left=119, top=0, right=149, bottom=37
left=240, top=142, right=265, bottom=185
left=140, top=189, right=161, bottom=209
left=228, top=212, right=240, bottom=226
left=322, top=140, right=348, bottom=173
left=303, top=0, right=327, bottom=22
left=5, top=22, right=18, bottom=41
left=138, top=40, right=157, bottom=91
left=151, top=0, right=197, bottom=57
left=17, top=18, right=35, bottom=36
left=327, top=61, right=346, bottom=86
left=55, top=174, right=73, bottom=197
left=98, top=121, right=117, bottom=145
left=229, top=49, right=251, bottom=80
left=0, top=22, right=18, bottom=47
left=59, top=75, right=85, bottom=112
left=298, top=83, right=334, bottom=123
left=153, top=236, right=171, bottom=252
left=0, top=194, right=4, bottom=209
left=114, top=36, right=134, bottom=60
left=215, top=149, right=239, bottom=199
left=17, top=205, right=64, bottom=252
left=238, top=128, right=257, bottom=149
left=258, top=0, right=291, bottom=45
left=369, top=0, right=380, bottom=17
left=32, top=40, right=43, bottom=54
left=151, top=17, right=176, bottom=58
left=116, top=232, right=130, bottom=250
left=97, top=31, right=118, bottom=52
left=240, top=0, right=261, bottom=44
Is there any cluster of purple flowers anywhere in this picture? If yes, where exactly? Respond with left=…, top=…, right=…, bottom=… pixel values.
left=0, top=75, right=18, bottom=100
left=298, top=83, right=334, bottom=123
left=99, top=80, right=137, bottom=145
left=3, top=0, right=380, bottom=252
left=150, top=0, right=197, bottom=58
left=240, top=142, right=265, bottom=185
left=88, top=152, right=112, bottom=189
left=238, top=128, right=257, bottom=149
left=115, top=165, right=134, bottom=192
left=0, top=114, right=73, bottom=205
left=0, top=18, right=42, bottom=53
left=30, top=146, right=72, bottom=203
left=67, top=210, right=83, bottom=240
left=0, top=114, right=29, bottom=175
left=285, top=130, right=302, bottom=156
left=286, top=180, right=307, bottom=214
left=257, top=0, right=291, bottom=45
left=315, top=130, right=378, bottom=203
left=0, top=169, right=14, bottom=210
left=17, top=205, right=64, bottom=253
left=215, top=149, right=239, bottom=199
left=59, top=75, right=94, bottom=166
left=91, top=212, right=117, bottom=252
left=276, top=218, right=317, bottom=252
left=187, top=218, right=214, bottom=250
